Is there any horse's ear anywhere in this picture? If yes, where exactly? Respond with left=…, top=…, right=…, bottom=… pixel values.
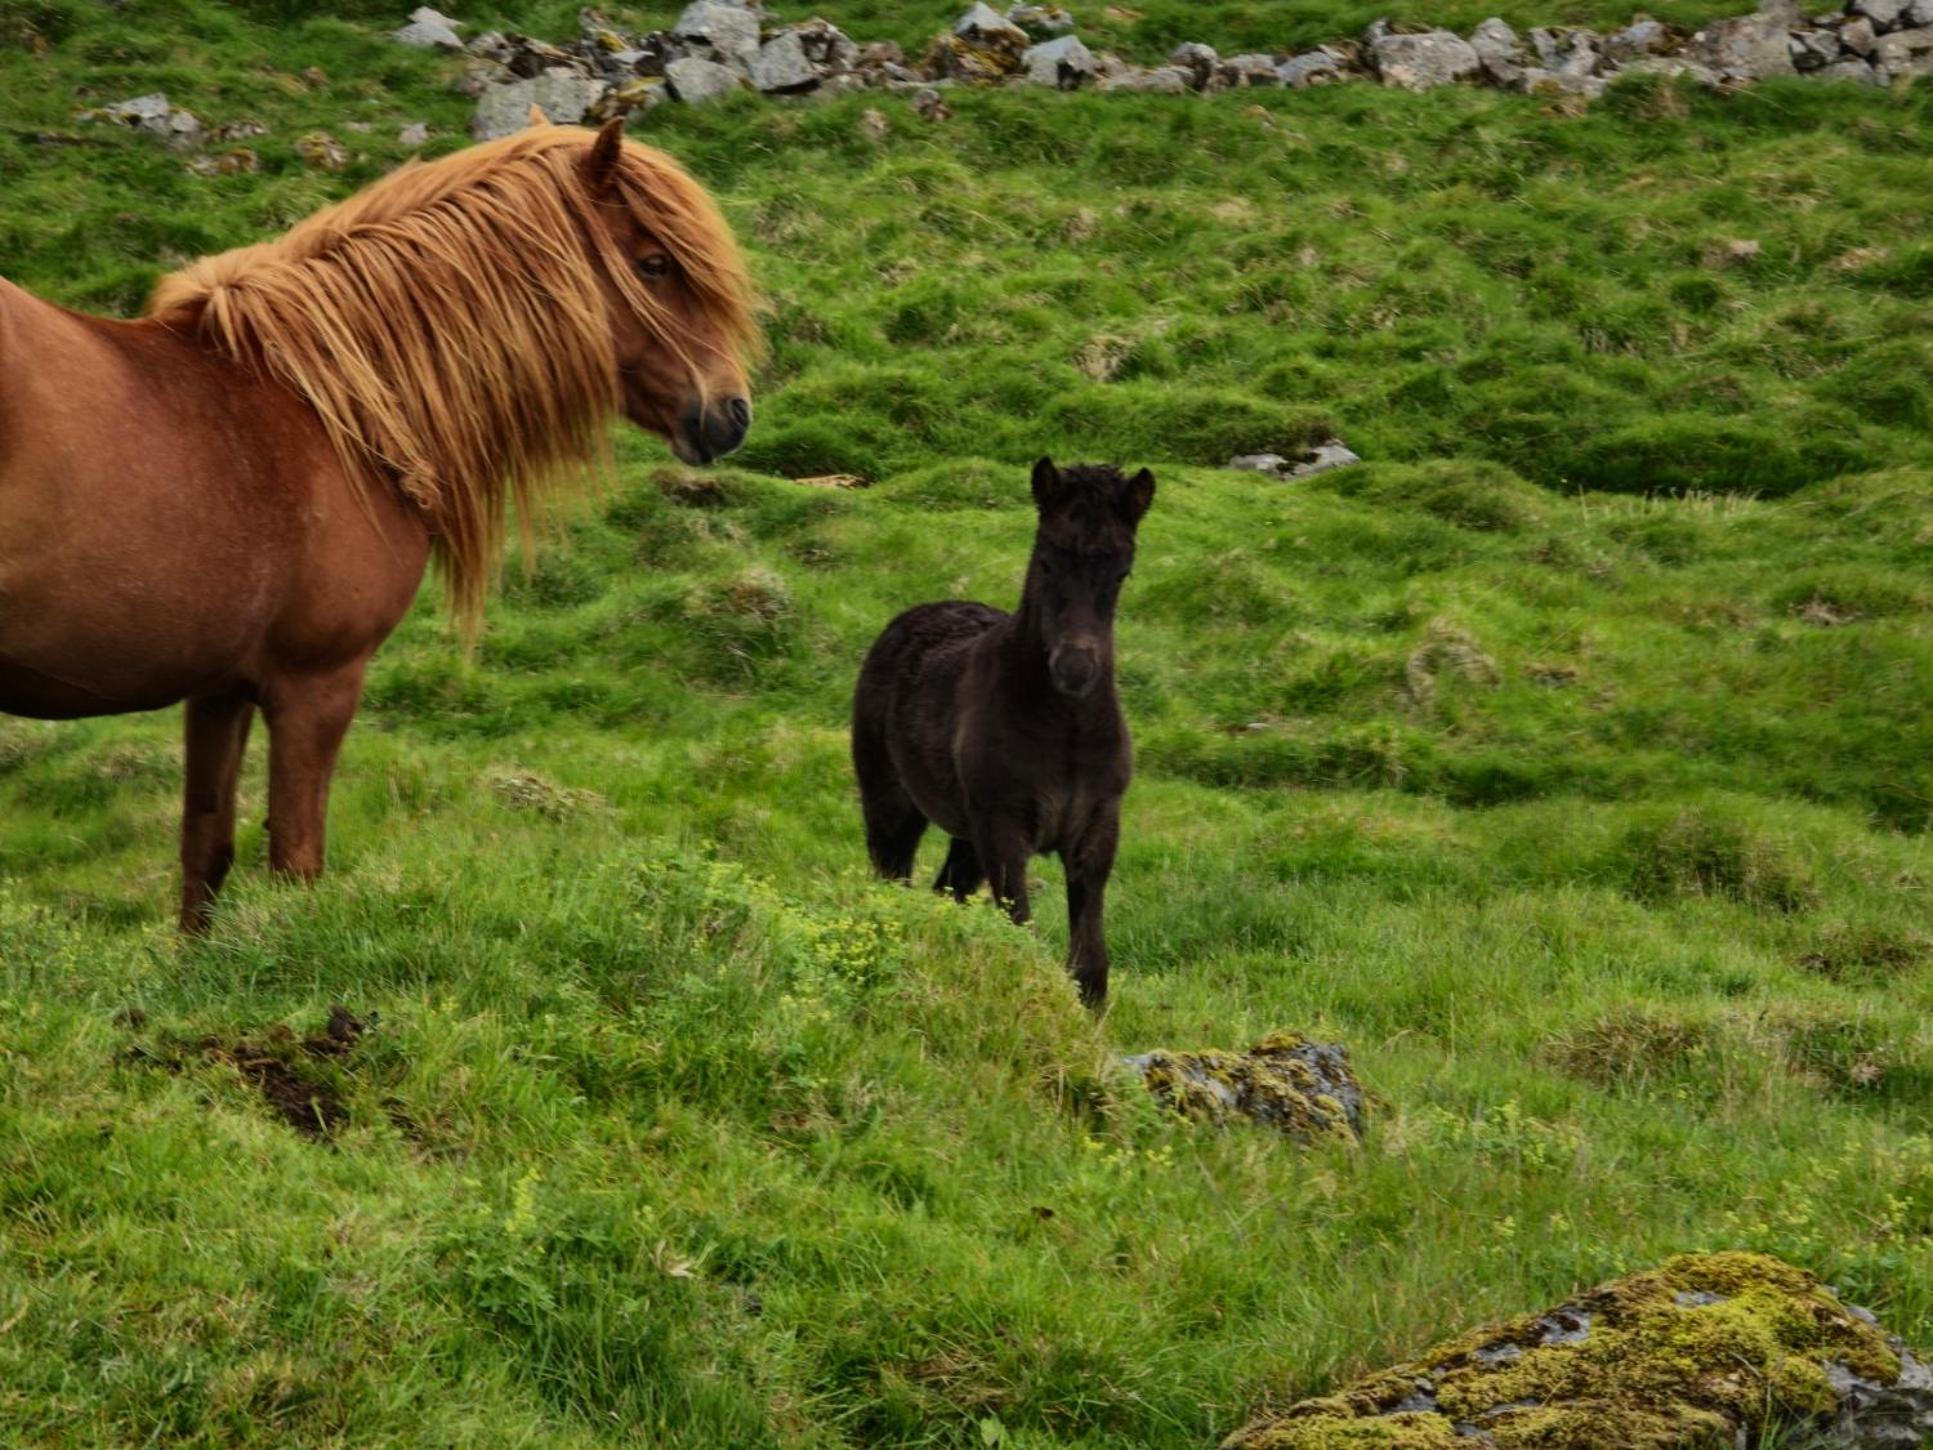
left=527, top=103, right=551, bottom=127
left=1031, top=456, right=1060, bottom=507
left=1122, top=467, right=1155, bottom=523
left=583, top=116, right=625, bottom=194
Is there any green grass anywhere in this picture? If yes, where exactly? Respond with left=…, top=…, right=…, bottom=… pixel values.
left=3, top=3, right=1933, bottom=1446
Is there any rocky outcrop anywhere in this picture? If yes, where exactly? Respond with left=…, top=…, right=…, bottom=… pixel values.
left=1123, top=1032, right=1366, bottom=1144
left=1221, top=1253, right=1933, bottom=1449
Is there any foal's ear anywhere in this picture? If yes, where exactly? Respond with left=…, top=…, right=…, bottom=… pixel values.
left=1121, top=467, right=1156, bottom=523
left=527, top=103, right=551, bottom=127
left=1030, top=456, right=1061, bottom=507
left=582, top=117, right=626, bottom=194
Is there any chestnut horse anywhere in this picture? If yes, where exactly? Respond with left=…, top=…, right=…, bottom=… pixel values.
left=0, top=119, right=759, bottom=929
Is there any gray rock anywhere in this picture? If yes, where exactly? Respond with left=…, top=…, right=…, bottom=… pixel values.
left=1278, top=48, right=1345, bottom=86
left=100, top=92, right=203, bottom=147
left=1687, top=9, right=1797, bottom=79
left=1910, top=0, right=1933, bottom=27
left=790, top=18, right=858, bottom=72
left=397, top=120, right=430, bottom=146
left=1371, top=29, right=1483, bottom=89
left=467, top=28, right=511, bottom=60
left=471, top=68, right=609, bottom=138
left=1218, top=51, right=1283, bottom=85
left=1167, top=41, right=1219, bottom=86
left=1122, top=1033, right=1366, bottom=1143
left=1852, top=0, right=1910, bottom=29
left=1528, top=26, right=1603, bottom=76
left=1822, top=1349, right=1933, bottom=1449
left=1615, top=55, right=1723, bottom=84
left=393, top=6, right=465, bottom=50
left=1006, top=3, right=1074, bottom=34
left=1230, top=442, right=1361, bottom=480
left=1105, top=64, right=1190, bottom=92
left=1605, top=18, right=1671, bottom=59
left=672, top=1, right=761, bottom=64
left=1790, top=27, right=1844, bottom=66
left=664, top=54, right=746, bottom=102
left=749, top=30, right=820, bottom=91
left=1286, top=440, right=1363, bottom=479
left=1873, top=22, right=1933, bottom=70
left=1021, top=32, right=1095, bottom=87
left=1841, top=15, right=1879, bottom=52
left=1469, top=16, right=1522, bottom=57
left=954, top=1, right=1026, bottom=43
left=1229, top=453, right=1290, bottom=476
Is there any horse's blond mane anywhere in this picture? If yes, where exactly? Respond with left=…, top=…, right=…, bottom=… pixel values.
left=149, top=124, right=759, bottom=636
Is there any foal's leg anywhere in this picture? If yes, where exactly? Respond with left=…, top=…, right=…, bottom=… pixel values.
left=1063, top=808, right=1121, bottom=1008
left=933, top=837, right=985, bottom=903
left=178, top=690, right=255, bottom=933
left=262, top=663, right=367, bottom=882
left=970, top=813, right=1033, bottom=927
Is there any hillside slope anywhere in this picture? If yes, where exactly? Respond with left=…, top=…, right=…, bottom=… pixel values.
left=2, top=3, right=1931, bottom=1446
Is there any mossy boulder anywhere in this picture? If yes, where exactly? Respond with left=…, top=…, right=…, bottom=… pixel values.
left=1123, top=1032, right=1364, bottom=1144
left=1222, top=1252, right=1933, bottom=1449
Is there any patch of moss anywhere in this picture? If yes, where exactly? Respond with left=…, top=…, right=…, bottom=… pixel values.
left=1126, top=1032, right=1363, bottom=1145
left=1223, top=1253, right=1913, bottom=1450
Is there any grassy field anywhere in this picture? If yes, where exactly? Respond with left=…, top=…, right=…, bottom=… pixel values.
left=4, top=2, right=1933, bottom=1445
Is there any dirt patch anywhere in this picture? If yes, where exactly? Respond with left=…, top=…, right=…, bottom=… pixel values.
left=126, top=1004, right=369, bottom=1141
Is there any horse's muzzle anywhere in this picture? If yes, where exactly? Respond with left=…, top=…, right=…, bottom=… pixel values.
left=682, top=396, right=751, bottom=464
left=1049, top=642, right=1103, bottom=700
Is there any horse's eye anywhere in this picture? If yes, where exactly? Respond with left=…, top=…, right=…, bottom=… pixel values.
left=636, top=254, right=671, bottom=279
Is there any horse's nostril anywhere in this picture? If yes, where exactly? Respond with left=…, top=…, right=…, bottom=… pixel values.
left=727, top=396, right=751, bottom=430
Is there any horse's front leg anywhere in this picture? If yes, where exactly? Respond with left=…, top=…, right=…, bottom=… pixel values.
left=969, top=807, right=1034, bottom=928
left=1063, top=806, right=1120, bottom=1008
left=179, top=689, right=255, bottom=933
left=262, top=662, right=368, bottom=882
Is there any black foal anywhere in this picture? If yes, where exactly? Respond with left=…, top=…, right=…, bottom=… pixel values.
left=851, top=458, right=1155, bottom=1005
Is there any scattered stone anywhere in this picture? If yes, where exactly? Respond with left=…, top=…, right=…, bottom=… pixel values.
left=1791, top=26, right=1845, bottom=64
left=472, top=69, right=610, bottom=138
left=1124, top=1032, right=1365, bottom=1143
left=97, top=93, right=203, bottom=148
left=1278, top=48, right=1347, bottom=86
left=955, top=1, right=1027, bottom=43
left=392, top=4, right=464, bottom=50
left=671, top=0, right=761, bottom=64
left=1689, top=5, right=1799, bottom=78
left=1021, top=32, right=1096, bottom=86
left=1842, top=14, right=1880, bottom=50
left=1606, top=16, right=1673, bottom=57
left=503, top=35, right=577, bottom=78
left=857, top=105, right=890, bottom=140
left=1874, top=22, right=1933, bottom=69
left=1809, top=53, right=1887, bottom=76
left=1616, top=54, right=1724, bottom=83
left=397, top=120, right=430, bottom=146
left=1852, top=0, right=1910, bottom=28
left=1220, top=1253, right=1933, bottom=1450
left=1100, top=63, right=1194, bottom=92
left=295, top=131, right=348, bottom=170
left=928, top=2, right=1030, bottom=79
left=1371, top=28, right=1484, bottom=89
left=302, top=65, right=329, bottom=88
left=185, top=147, right=259, bottom=176
left=664, top=54, right=745, bottom=103
left=208, top=118, right=267, bottom=142
left=912, top=85, right=953, bottom=119
left=1219, top=51, right=1284, bottom=85
left=1167, top=40, right=1220, bottom=87
left=750, top=30, right=822, bottom=91
left=1229, top=439, right=1361, bottom=480
left=1007, top=2, right=1074, bottom=34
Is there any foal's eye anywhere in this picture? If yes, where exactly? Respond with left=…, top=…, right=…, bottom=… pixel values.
left=635, top=253, right=672, bottom=279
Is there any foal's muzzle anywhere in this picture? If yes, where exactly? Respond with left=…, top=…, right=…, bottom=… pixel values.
left=1049, top=642, right=1103, bottom=700
left=680, top=396, right=751, bottom=464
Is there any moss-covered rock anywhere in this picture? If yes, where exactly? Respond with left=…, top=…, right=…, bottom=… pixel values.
left=1122, top=1032, right=1364, bottom=1144
left=1222, top=1252, right=1933, bottom=1449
